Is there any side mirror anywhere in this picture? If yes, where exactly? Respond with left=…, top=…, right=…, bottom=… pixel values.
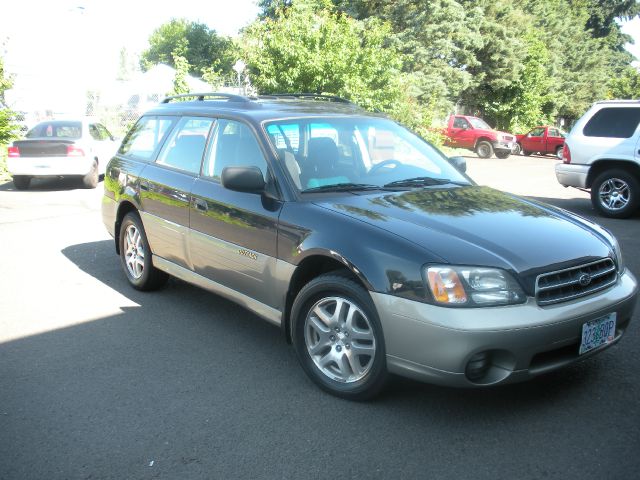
left=221, top=166, right=265, bottom=193
left=448, top=156, right=467, bottom=173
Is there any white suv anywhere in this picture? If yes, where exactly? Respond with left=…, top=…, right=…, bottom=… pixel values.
left=555, top=100, right=640, bottom=218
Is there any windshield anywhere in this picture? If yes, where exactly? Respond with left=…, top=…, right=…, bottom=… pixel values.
left=468, top=117, right=491, bottom=130
left=264, top=117, right=470, bottom=192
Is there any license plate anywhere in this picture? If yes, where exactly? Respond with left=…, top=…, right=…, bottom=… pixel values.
left=579, top=313, right=617, bottom=355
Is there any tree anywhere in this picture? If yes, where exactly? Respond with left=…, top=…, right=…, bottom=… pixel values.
left=608, top=66, right=640, bottom=98
left=141, top=19, right=236, bottom=78
left=241, top=0, right=403, bottom=112
left=0, top=56, right=18, bottom=146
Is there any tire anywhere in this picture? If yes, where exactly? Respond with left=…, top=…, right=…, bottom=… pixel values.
left=591, top=169, right=640, bottom=219
left=119, top=212, right=168, bottom=290
left=475, top=141, right=493, bottom=159
left=82, top=160, right=99, bottom=188
left=495, top=150, right=511, bottom=159
left=513, top=143, right=522, bottom=155
left=12, top=176, right=31, bottom=190
left=291, top=273, right=387, bottom=400
left=555, top=146, right=563, bottom=160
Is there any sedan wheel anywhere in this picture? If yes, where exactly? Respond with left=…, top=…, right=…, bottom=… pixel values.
left=292, top=273, right=387, bottom=400
left=591, top=169, right=639, bottom=219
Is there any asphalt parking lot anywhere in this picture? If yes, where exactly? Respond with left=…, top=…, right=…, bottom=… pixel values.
left=1, top=154, right=638, bottom=479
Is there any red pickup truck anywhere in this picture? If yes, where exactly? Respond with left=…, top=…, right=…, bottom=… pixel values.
left=443, top=115, right=515, bottom=159
left=515, top=126, right=565, bottom=158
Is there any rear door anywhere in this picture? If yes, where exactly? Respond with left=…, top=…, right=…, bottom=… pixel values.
left=138, top=116, right=214, bottom=268
left=189, top=118, right=282, bottom=308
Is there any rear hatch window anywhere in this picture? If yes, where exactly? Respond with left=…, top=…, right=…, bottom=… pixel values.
left=27, top=121, right=82, bottom=139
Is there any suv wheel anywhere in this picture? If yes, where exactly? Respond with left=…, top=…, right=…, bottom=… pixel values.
left=12, top=175, right=31, bottom=190
left=591, top=169, right=640, bottom=219
left=119, top=212, right=168, bottom=290
left=476, top=141, right=493, bottom=158
left=291, top=273, right=387, bottom=400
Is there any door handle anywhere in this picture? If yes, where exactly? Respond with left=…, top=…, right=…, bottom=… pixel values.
left=194, top=198, right=208, bottom=211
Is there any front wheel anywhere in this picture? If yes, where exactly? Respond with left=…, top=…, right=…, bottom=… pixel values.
left=513, top=143, right=522, bottom=155
left=475, top=141, right=493, bottom=159
left=591, top=170, right=640, bottom=219
left=291, top=273, right=387, bottom=400
left=495, top=150, right=511, bottom=159
left=12, top=175, right=31, bottom=190
left=119, top=212, right=168, bottom=290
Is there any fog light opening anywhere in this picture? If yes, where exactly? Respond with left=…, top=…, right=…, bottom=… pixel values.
left=465, top=351, right=492, bottom=382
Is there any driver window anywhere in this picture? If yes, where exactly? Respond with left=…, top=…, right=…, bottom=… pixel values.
left=453, top=117, right=470, bottom=129
left=202, top=119, right=268, bottom=182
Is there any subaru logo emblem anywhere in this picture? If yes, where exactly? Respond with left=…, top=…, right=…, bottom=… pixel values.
left=578, top=273, right=592, bottom=287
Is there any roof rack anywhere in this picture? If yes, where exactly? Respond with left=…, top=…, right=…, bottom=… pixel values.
left=258, top=93, right=354, bottom=104
left=161, top=92, right=249, bottom=104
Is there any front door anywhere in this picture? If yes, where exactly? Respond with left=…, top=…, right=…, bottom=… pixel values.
left=189, top=119, right=282, bottom=308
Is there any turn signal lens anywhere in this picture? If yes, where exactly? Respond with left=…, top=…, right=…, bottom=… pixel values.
left=427, top=268, right=468, bottom=304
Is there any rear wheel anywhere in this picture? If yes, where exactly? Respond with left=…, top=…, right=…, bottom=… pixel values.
left=476, top=141, right=493, bottom=159
left=82, top=160, right=99, bottom=189
left=591, top=169, right=640, bottom=219
left=12, top=176, right=31, bottom=190
left=119, top=212, right=168, bottom=290
left=291, top=273, right=387, bottom=400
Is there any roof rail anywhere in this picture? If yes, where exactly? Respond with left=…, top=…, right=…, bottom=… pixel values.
left=161, top=92, right=249, bottom=104
left=258, top=93, right=354, bottom=104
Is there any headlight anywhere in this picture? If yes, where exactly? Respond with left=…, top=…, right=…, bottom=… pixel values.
left=425, top=265, right=526, bottom=307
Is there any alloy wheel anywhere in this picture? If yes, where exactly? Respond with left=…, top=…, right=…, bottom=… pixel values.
left=124, top=224, right=145, bottom=279
left=304, top=296, right=376, bottom=383
left=598, top=178, right=630, bottom=211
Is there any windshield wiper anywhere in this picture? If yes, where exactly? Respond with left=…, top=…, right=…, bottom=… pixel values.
left=383, top=177, right=469, bottom=188
left=302, top=183, right=383, bottom=193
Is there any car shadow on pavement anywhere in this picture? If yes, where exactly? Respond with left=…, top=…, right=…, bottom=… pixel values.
left=0, top=177, right=103, bottom=192
left=0, top=238, right=630, bottom=478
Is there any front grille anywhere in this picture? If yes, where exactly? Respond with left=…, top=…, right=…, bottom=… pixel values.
left=536, top=258, right=617, bottom=306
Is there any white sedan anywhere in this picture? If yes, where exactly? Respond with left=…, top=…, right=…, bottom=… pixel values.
left=7, top=119, right=119, bottom=189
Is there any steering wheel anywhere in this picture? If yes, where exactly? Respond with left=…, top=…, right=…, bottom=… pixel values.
left=369, top=159, right=402, bottom=175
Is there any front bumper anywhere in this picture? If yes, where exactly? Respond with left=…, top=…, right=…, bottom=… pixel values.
left=493, top=141, right=513, bottom=152
left=372, top=270, right=637, bottom=387
left=555, top=163, right=590, bottom=188
left=7, top=156, right=94, bottom=177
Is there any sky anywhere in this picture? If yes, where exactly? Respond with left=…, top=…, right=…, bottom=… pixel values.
left=2, top=0, right=640, bottom=113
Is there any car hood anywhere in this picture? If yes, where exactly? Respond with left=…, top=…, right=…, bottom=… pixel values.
left=313, top=186, right=612, bottom=277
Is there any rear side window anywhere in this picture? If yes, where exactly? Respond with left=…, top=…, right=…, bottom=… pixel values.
left=119, top=116, right=176, bottom=159
left=156, top=117, right=214, bottom=174
left=583, top=107, right=640, bottom=138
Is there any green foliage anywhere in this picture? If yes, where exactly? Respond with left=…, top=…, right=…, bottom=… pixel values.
left=141, top=19, right=235, bottom=77
left=168, top=51, right=191, bottom=96
left=608, top=66, right=640, bottom=99
left=241, top=1, right=403, bottom=112
left=0, top=57, right=19, bottom=147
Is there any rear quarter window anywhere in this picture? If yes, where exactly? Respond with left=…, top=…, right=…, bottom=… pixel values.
left=119, top=116, right=176, bottom=160
left=583, top=107, right=640, bottom=138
